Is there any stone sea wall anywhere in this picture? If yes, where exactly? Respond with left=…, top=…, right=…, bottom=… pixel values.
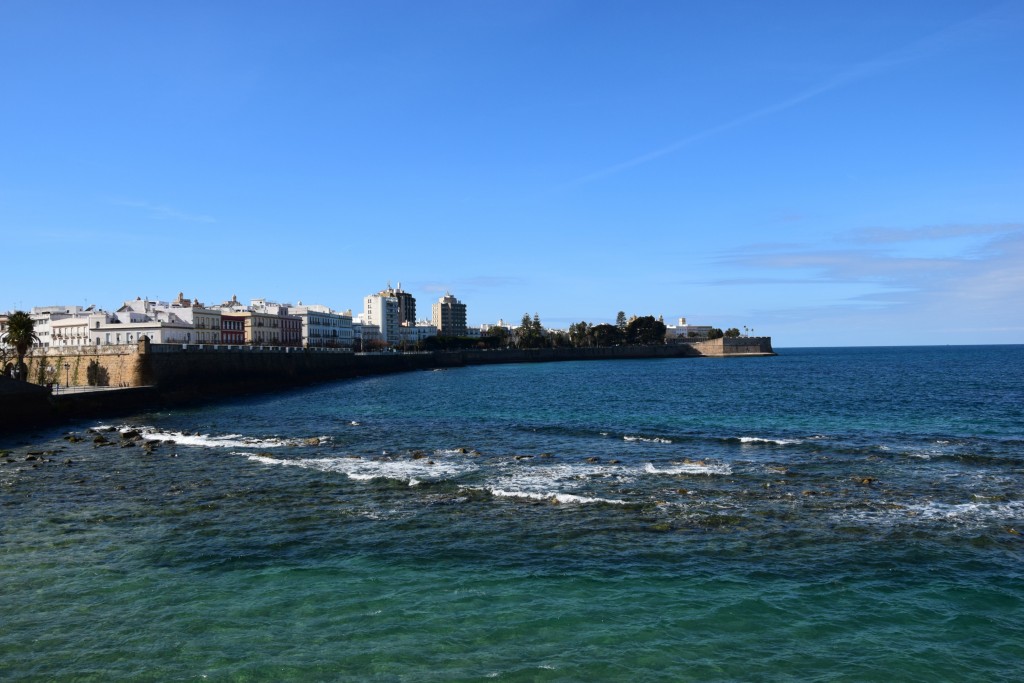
left=20, top=345, right=144, bottom=388
left=688, top=337, right=775, bottom=356
left=1, top=338, right=773, bottom=432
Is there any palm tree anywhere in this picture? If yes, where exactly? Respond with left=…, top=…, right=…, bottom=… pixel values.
left=2, top=310, right=39, bottom=381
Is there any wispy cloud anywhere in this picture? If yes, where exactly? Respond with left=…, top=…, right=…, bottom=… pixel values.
left=844, top=223, right=1024, bottom=244
left=715, top=224, right=1024, bottom=314
left=110, top=199, right=217, bottom=224
left=565, top=2, right=1020, bottom=188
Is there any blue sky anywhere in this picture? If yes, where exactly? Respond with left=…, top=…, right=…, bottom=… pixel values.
left=2, top=0, right=1022, bottom=346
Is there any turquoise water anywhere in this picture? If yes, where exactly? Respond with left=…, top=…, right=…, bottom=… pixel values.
left=2, top=346, right=1023, bottom=681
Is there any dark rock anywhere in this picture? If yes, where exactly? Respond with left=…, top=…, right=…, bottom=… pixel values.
left=63, top=459, right=73, bottom=466
left=585, top=457, right=600, bottom=463
left=93, top=435, right=108, bottom=444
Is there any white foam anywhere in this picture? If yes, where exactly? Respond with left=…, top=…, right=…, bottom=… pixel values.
left=246, top=453, right=475, bottom=484
left=738, top=436, right=801, bottom=446
left=479, top=461, right=635, bottom=505
left=835, top=499, right=1024, bottom=528
left=247, top=454, right=285, bottom=465
left=905, top=500, right=1024, bottom=522
left=624, top=435, right=673, bottom=444
left=486, top=488, right=626, bottom=505
left=645, top=462, right=732, bottom=476
left=117, top=425, right=327, bottom=449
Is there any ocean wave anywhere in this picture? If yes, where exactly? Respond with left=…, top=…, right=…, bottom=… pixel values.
left=245, top=453, right=475, bottom=484
left=109, top=425, right=329, bottom=449
left=645, top=461, right=732, bottom=476
left=624, top=435, right=673, bottom=444
left=736, top=436, right=802, bottom=446
left=481, top=461, right=635, bottom=505
left=834, top=499, right=1024, bottom=528
left=485, top=488, right=626, bottom=505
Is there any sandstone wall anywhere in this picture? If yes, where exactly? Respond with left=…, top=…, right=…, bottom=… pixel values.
left=21, top=346, right=145, bottom=388
left=688, top=337, right=775, bottom=356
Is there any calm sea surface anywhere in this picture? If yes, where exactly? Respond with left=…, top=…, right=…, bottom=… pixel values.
left=2, top=346, right=1023, bottom=681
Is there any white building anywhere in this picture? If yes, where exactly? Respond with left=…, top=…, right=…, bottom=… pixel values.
left=400, top=320, right=439, bottom=346
left=90, top=306, right=194, bottom=346
left=352, top=319, right=383, bottom=349
left=288, top=304, right=354, bottom=349
left=363, top=293, right=400, bottom=345
left=664, top=317, right=714, bottom=342
left=155, top=293, right=221, bottom=344
left=29, top=306, right=92, bottom=348
left=51, top=316, right=94, bottom=347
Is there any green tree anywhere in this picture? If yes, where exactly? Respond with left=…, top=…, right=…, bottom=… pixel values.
left=484, top=326, right=510, bottom=348
left=1, top=311, right=38, bottom=381
left=707, top=328, right=724, bottom=340
left=568, top=321, right=591, bottom=347
left=615, top=311, right=627, bottom=332
left=625, top=315, right=667, bottom=345
left=590, top=323, right=623, bottom=347
left=517, top=313, right=543, bottom=348
left=724, top=327, right=741, bottom=338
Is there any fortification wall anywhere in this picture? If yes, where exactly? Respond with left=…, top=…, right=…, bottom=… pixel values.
left=21, top=345, right=145, bottom=388
left=1, top=339, right=773, bottom=433
left=17, top=337, right=773, bottom=394
left=689, top=337, right=775, bottom=356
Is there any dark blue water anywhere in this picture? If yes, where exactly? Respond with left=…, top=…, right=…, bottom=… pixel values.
left=2, top=346, right=1023, bottom=681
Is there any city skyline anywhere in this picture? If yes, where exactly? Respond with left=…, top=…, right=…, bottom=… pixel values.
left=2, top=1, right=1022, bottom=347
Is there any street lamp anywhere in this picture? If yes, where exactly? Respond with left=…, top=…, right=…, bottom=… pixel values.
left=64, top=362, right=70, bottom=391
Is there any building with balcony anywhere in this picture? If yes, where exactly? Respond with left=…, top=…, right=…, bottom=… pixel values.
left=287, top=304, right=354, bottom=349
left=432, top=293, right=467, bottom=337
left=363, top=292, right=401, bottom=345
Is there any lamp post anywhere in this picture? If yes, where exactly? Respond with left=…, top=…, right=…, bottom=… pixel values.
left=64, top=362, right=70, bottom=391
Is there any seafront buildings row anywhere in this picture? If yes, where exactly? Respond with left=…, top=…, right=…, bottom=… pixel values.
left=2, top=282, right=716, bottom=351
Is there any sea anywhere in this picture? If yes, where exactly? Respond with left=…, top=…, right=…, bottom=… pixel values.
left=2, top=345, right=1023, bottom=682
